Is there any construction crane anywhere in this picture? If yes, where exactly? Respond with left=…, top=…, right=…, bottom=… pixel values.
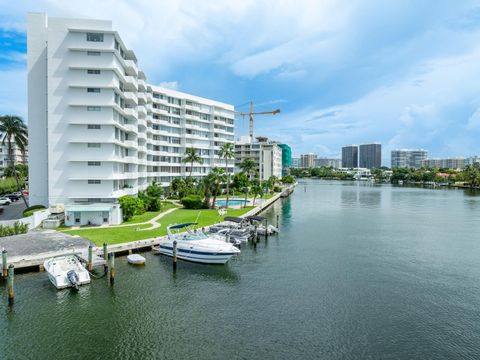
left=238, top=101, right=280, bottom=142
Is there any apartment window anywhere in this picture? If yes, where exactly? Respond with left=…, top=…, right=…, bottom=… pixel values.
left=87, top=106, right=101, bottom=111
left=87, top=125, right=101, bottom=130
left=88, top=180, right=101, bottom=184
left=87, top=69, right=101, bottom=75
left=87, top=143, right=101, bottom=148
left=87, top=51, right=101, bottom=56
left=87, top=88, right=101, bottom=93
left=88, top=161, right=101, bottom=166
left=86, top=33, right=104, bottom=42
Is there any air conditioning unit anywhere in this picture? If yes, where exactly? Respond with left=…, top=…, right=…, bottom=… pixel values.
left=49, top=203, right=65, bottom=214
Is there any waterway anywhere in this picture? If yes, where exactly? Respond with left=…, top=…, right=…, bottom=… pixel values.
left=1, top=180, right=480, bottom=359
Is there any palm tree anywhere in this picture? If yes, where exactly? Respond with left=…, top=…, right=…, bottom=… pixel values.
left=0, top=115, right=28, bottom=207
left=210, top=167, right=226, bottom=209
left=218, top=143, right=235, bottom=208
left=242, top=184, right=251, bottom=208
left=239, top=158, right=257, bottom=180
left=182, top=147, right=202, bottom=178
left=251, top=180, right=264, bottom=206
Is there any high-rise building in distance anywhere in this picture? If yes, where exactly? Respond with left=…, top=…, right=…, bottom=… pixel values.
left=421, top=158, right=465, bottom=169
left=359, top=143, right=381, bottom=169
left=315, top=158, right=341, bottom=169
left=342, top=145, right=358, bottom=168
left=300, top=153, right=317, bottom=168
left=391, top=149, right=427, bottom=169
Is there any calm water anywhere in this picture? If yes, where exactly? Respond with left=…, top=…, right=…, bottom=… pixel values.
left=1, top=180, right=480, bottom=360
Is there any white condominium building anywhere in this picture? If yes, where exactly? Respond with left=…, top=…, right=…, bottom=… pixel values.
left=0, top=141, right=28, bottom=167
left=391, top=149, right=427, bottom=169
left=235, top=136, right=282, bottom=181
left=27, top=13, right=234, bottom=225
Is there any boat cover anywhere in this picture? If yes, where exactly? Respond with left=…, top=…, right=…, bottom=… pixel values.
left=246, top=215, right=266, bottom=222
left=224, top=217, right=243, bottom=223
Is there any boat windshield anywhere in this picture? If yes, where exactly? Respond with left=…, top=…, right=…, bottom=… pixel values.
left=175, top=231, right=209, bottom=241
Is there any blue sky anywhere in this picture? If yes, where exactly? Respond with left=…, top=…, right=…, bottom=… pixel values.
left=1, top=0, right=480, bottom=163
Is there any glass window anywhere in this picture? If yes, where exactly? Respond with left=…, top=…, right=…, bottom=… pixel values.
left=87, top=161, right=101, bottom=166
left=87, top=106, right=101, bottom=111
left=87, top=143, right=101, bottom=148
left=87, top=125, right=101, bottom=130
left=87, top=51, right=101, bottom=56
left=87, top=69, right=101, bottom=75
left=87, top=180, right=101, bottom=184
left=87, top=88, right=101, bottom=93
left=86, top=33, right=104, bottom=42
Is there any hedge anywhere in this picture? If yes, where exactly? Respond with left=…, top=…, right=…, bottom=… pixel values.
left=23, top=205, right=46, bottom=217
left=180, top=195, right=204, bottom=209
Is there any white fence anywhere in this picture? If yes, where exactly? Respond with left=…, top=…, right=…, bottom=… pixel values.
left=0, top=209, right=50, bottom=230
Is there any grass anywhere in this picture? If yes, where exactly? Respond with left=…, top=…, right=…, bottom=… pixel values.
left=123, top=202, right=178, bottom=224
left=61, top=206, right=255, bottom=246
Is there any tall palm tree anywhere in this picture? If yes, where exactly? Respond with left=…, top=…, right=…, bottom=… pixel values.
left=182, top=147, right=202, bottom=178
left=210, top=167, right=226, bottom=209
left=0, top=115, right=28, bottom=207
left=218, top=143, right=235, bottom=208
left=239, top=158, right=257, bottom=180
left=251, top=180, right=264, bottom=206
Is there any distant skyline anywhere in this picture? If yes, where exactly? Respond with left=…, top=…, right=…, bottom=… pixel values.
left=2, top=1, right=480, bottom=163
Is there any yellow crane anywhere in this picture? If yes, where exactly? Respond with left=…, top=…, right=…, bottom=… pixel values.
left=238, top=101, right=280, bottom=142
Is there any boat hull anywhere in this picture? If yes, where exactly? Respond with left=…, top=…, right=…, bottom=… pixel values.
left=44, top=256, right=91, bottom=290
left=157, top=244, right=237, bottom=264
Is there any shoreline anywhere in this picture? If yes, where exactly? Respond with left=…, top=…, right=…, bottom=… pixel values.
left=0, top=184, right=296, bottom=273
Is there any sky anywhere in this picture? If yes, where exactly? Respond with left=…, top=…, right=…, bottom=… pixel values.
left=1, top=0, right=480, bottom=163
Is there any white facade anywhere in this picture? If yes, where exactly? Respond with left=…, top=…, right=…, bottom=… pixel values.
left=391, top=149, right=427, bottom=169
left=0, top=141, right=28, bottom=168
left=27, top=14, right=234, bottom=224
left=235, top=136, right=282, bottom=181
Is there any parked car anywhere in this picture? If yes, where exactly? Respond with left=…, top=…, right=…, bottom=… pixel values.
left=0, top=198, right=12, bottom=205
left=5, top=194, right=20, bottom=201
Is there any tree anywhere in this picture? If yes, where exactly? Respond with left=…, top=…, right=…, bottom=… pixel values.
left=219, top=143, right=235, bottom=208
left=210, top=167, right=226, bottom=209
left=0, top=115, right=28, bottom=207
left=267, top=175, right=279, bottom=193
left=239, top=158, right=257, bottom=179
left=182, top=147, right=202, bottom=177
left=242, top=185, right=251, bottom=208
left=118, top=195, right=145, bottom=221
left=232, top=172, right=249, bottom=192
left=251, top=180, right=264, bottom=206
left=465, top=164, right=480, bottom=188
left=138, top=181, right=163, bottom=211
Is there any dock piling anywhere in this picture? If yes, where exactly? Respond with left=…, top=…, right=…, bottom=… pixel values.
left=276, top=215, right=279, bottom=228
left=264, top=219, right=268, bottom=239
left=2, top=249, right=7, bottom=279
left=87, top=245, right=93, bottom=271
left=108, top=252, right=115, bottom=285
left=7, top=264, right=14, bottom=305
left=103, top=243, right=108, bottom=271
left=173, top=240, right=177, bottom=271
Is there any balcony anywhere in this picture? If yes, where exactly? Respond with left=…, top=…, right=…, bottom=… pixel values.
left=124, top=76, right=138, bottom=91
left=137, top=92, right=147, bottom=104
left=123, top=107, right=137, bottom=118
left=124, top=60, right=138, bottom=76
left=137, top=105, right=147, bottom=117
left=124, top=91, right=138, bottom=105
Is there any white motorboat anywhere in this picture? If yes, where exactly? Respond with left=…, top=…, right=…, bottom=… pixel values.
left=44, top=255, right=91, bottom=290
left=155, top=223, right=240, bottom=264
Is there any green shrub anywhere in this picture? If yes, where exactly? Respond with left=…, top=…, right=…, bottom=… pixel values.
left=281, top=175, right=295, bottom=184
left=118, top=196, right=145, bottom=221
left=0, top=222, right=28, bottom=237
left=180, top=195, right=204, bottom=209
left=273, top=185, right=282, bottom=192
left=23, top=205, right=46, bottom=217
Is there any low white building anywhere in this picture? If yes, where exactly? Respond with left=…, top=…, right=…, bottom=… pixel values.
left=235, top=136, right=282, bottom=181
left=27, top=13, right=234, bottom=225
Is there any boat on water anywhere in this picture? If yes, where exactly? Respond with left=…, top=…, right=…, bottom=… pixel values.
left=127, top=254, right=146, bottom=265
left=209, top=216, right=253, bottom=242
left=245, top=215, right=279, bottom=235
left=44, top=255, right=91, bottom=290
left=154, top=223, right=240, bottom=264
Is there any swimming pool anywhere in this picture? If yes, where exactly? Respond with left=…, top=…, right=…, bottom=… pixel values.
left=216, top=199, right=249, bottom=206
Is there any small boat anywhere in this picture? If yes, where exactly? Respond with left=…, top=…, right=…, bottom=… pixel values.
left=127, top=254, right=146, bottom=265
left=44, top=255, right=91, bottom=290
left=154, top=223, right=240, bottom=264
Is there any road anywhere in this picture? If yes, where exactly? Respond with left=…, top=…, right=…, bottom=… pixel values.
left=0, top=199, right=28, bottom=220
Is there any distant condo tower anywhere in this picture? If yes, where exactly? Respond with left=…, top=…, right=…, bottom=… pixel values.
left=341, top=145, right=358, bottom=168
left=391, top=149, right=427, bottom=169
left=359, top=143, right=382, bottom=169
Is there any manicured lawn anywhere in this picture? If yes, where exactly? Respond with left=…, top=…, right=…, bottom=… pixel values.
left=123, top=202, right=178, bottom=224
left=61, top=206, right=255, bottom=246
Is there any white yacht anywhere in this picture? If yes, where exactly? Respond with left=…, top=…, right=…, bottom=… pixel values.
left=44, top=255, right=91, bottom=290
left=155, top=223, right=240, bottom=264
